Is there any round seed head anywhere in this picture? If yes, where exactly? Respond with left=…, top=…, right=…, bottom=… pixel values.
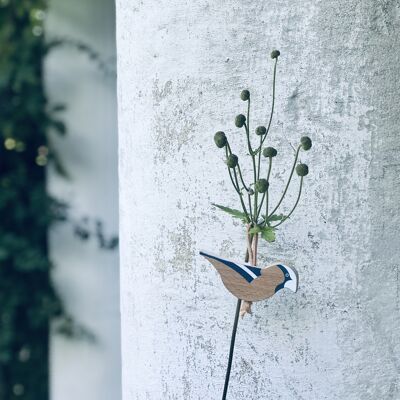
left=255, top=126, right=267, bottom=136
left=255, top=178, right=269, bottom=193
left=235, top=114, right=246, bottom=128
left=214, top=131, right=227, bottom=148
left=296, top=163, right=309, bottom=177
left=300, top=136, right=312, bottom=151
left=263, top=146, right=277, bottom=158
left=240, top=90, right=250, bottom=101
left=271, top=49, right=281, bottom=59
left=226, top=154, right=239, bottom=168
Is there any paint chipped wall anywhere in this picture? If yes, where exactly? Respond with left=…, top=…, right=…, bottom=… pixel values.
left=116, top=1, right=400, bottom=398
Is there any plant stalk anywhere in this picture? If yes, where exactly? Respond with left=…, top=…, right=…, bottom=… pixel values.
left=267, top=145, right=301, bottom=220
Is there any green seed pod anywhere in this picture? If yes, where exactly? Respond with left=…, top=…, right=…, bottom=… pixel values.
left=255, top=126, right=267, bottom=136
left=226, top=154, right=239, bottom=168
left=255, top=178, right=269, bottom=193
left=214, top=131, right=227, bottom=148
left=263, top=146, right=277, bottom=158
left=296, top=163, right=309, bottom=177
left=300, top=136, right=312, bottom=151
left=271, top=49, right=280, bottom=59
left=235, top=114, right=246, bottom=128
left=240, top=90, right=250, bottom=101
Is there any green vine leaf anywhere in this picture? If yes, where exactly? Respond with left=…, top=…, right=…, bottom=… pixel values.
left=212, top=203, right=249, bottom=223
left=261, top=226, right=276, bottom=242
left=267, top=214, right=286, bottom=222
left=249, top=225, right=276, bottom=242
left=49, top=119, right=67, bottom=135
left=249, top=225, right=262, bottom=234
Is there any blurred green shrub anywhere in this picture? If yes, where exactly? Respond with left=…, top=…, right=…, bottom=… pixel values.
left=0, top=1, right=65, bottom=398
left=0, top=1, right=118, bottom=398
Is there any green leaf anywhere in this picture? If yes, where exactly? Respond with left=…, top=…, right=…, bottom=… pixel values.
left=267, top=214, right=286, bottom=222
left=261, top=226, right=276, bottom=242
left=249, top=225, right=262, bottom=234
left=51, top=103, right=67, bottom=113
left=49, top=119, right=66, bottom=135
left=0, top=247, right=8, bottom=261
left=212, top=203, right=249, bottom=222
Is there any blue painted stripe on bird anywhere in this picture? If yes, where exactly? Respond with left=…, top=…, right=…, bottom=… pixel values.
left=199, top=251, right=262, bottom=283
left=274, top=264, right=291, bottom=292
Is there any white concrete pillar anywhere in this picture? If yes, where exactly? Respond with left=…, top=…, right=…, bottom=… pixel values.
left=117, top=1, right=400, bottom=398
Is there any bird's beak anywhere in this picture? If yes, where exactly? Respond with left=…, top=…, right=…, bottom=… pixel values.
left=284, top=266, right=299, bottom=292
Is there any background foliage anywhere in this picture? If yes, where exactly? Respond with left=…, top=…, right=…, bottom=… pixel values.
left=0, top=1, right=118, bottom=398
left=0, top=1, right=63, bottom=398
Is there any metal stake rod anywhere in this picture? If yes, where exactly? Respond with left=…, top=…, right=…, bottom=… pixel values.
left=221, top=298, right=241, bottom=400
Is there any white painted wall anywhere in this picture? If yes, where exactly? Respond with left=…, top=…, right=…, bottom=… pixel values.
left=45, top=1, right=121, bottom=399
left=117, top=1, right=400, bottom=399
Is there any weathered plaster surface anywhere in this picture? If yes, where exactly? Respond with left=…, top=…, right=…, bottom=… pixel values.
left=116, top=1, right=400, bottom=398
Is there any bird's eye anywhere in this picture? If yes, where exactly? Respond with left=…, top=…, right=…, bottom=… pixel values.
left=285, top=273, right=290, bottom=278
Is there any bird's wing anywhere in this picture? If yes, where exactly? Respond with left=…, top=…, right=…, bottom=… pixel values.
left=199, top=251, right=261, bottom=282
left=200, top=251, right=285, bottom=301
left=247, top=266, right=285, bottom=300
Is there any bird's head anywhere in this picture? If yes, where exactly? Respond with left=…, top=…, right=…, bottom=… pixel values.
left=275, top=264, right=299, bottom=293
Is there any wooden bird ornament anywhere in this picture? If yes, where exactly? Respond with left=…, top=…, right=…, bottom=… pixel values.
left=199, top=250, right=298, bottom=302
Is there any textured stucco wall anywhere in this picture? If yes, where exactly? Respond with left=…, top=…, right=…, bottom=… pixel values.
left=116, top=1, right=400, bottom=399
